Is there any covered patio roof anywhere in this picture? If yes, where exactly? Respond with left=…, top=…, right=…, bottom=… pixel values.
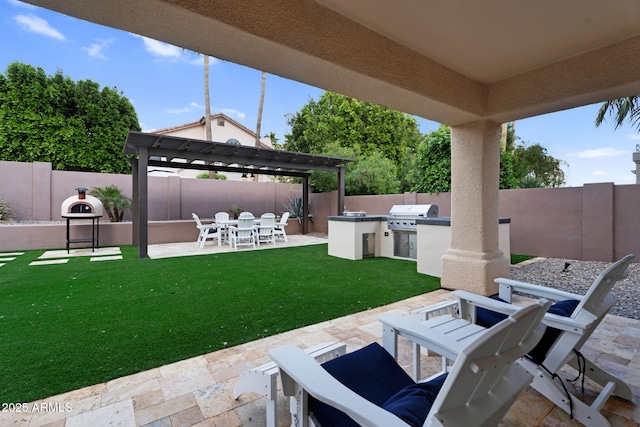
left=27, top=0, right=640, bottom=286
left=124, top=131, right=353, bottom=257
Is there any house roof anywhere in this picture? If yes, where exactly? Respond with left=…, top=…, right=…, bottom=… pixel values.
left=153, top=113, right=255, bottom=137
left=153, top=114, right=273, bottom=149
left=123, top=131, right=353, bottom=177
left=23, top=0, right=640, bottom=127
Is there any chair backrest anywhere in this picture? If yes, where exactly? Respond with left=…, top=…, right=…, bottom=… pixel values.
left=260, top=213, right=276, bottom=228
left=215, top=211, right=229, bottom=222
left=427, top=299, right=551, bottom=426
left=237, top=212, right=255, bottom=234
left=192, top=213, right=203, bottom=228
left=278, top=212, right=290, bottom=226
left=572, top=254, right=634, bottom=320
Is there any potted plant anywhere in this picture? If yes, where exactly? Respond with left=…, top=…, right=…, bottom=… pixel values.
left=227, top=205, right=244, bottom=219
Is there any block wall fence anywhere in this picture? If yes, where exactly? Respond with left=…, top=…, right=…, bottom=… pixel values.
left=1, top=161, right=639, bottom=261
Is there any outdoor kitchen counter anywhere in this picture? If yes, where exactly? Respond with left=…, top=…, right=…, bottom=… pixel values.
left=327, top=215, right=387, bottom=260
left=416, top=217, right=511, bottom=278
left=328, top=215, right=511, bottom=279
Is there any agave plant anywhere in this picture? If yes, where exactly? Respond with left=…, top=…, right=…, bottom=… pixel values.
left=0, top=197, right=14, bottom=222
left=89, top=185, right=131, bottom=222
left=283, top=196, right=313, bottom=223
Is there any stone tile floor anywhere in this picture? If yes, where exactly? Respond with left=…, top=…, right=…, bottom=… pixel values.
left=2, top=239, right=639, bottom=426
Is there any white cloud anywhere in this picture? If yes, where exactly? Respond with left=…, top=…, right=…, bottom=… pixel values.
left=627, top=134, right=640, bottom=140
left=592, top=171, right=608, bottom=176
left=166, top=107, right=190, bottom=114
left=137, top=36, right=182, bottom=58
left=190, top=102, right=204, bottom=109
left=570, top=147, right=626, bottom=159
left=14, top=15, right=65, bottom=40
left=221, top=108, right=246, bottom=120
left=82, top=39, right=113, bottom=60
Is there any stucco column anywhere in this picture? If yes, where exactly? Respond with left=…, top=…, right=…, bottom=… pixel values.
left=441, top=120, right=509, bottom=295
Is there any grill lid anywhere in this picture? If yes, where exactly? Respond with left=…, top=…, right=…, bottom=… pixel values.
left=388, top=204, right=438, bottom=218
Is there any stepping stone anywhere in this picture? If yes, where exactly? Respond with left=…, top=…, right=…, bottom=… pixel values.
left=90, top=255, right=123, bottom=262
left=30, top=259, right=69, bottom=266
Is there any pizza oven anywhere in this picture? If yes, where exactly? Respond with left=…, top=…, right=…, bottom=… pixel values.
left=61, top=187, right=104, bottom=218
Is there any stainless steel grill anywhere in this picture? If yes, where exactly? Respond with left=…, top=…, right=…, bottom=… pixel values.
left=386, top=204, right=438, bottom=231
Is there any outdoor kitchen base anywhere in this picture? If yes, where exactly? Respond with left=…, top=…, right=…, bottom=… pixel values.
left=328, top=212, right=510, bottom=278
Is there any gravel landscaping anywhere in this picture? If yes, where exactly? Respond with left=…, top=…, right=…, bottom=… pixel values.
left=510, top=256, right=640, bottom=320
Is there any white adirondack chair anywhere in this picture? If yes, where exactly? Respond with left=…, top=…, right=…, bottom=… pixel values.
left=256, top=213, right=276, bottom=246
left=273, top=212, right=289, bottom=242
left=214, top=211, right=230, bottom=243
left=270, top=299, right=550, bottom=427
left=430, top=253, right=635, bottom=427
left=192, top=213, right=221, bottom=247
left=228, top=212, right=256, bottom=249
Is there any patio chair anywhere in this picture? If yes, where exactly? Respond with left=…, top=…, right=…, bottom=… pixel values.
left=255, top=213, right=276, bottom=246
left=214, top=211, right=230, bottom=243
left=273, top=212, right=289, bottom=242
left=192, top=213, right=221, bottom=247
left=427, top=253, right=635, bottom=427
left=270, top=299, right=550, bottom=427
left=228, top=212, right=256, bottom=250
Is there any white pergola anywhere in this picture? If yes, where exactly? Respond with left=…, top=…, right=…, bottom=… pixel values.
left=26, top=0, right=640, bottom=294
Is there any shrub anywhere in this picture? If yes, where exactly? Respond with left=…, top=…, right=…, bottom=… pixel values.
left=89, top=185, right=131, bottom=222
left=227, top=205, right=244, bottom=219
left=0, top=197, right=14, bottom=222
left=283, top=196, right=313, bottom=223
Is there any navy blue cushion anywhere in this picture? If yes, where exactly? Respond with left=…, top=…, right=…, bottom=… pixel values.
left=310, top=342, right=415, bottom=427
left=476, top=297, right=579, bottom=364
left=382, top=373, right=448, bottom=427
left=207, top=228, right=218, bottom=234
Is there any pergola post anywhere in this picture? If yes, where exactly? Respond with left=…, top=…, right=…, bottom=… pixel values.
left=131, top=159, right=139, bottom=247
left=137, top=146, right=149, bottom=258
left=338, top=167, right=345, bottom=215
left=302, top=174, right=309, bottom=234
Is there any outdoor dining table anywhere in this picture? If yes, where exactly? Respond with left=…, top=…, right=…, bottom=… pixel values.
left=215, top=218, right=262, bottom=246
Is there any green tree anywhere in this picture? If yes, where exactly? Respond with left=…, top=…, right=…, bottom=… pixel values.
left=511, top=143, right=566, bottom=188
left=408, top=125, right=453, bottom=193
left=595, top=96, right=640, bottom=131
left=285, top=91, right=421, bottom=190
left=0, top=62, right=140, bottom=173
left=408, top=125, right=562, bottom=192
left=308, top=142, right=400, bottom=195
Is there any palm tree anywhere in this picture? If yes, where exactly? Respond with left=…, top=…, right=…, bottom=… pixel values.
left=255, top=71, right=266, bottom=148
left=595, top=96, right=640, bottom=130
left=89, top=185, right=131, bottom=222
left=204, top=55, right=212, bottom=142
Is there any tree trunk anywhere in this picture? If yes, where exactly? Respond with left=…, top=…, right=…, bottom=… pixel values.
left=204, top=55, right=213, bottom=178
left=204, top=55, right=212, bottom=142
left=256, top=71, right=266, bottom=148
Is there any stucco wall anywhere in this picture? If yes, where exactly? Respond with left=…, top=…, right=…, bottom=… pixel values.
left=2, top=161, right=639, bottom=261
left=340, top=184, right=640, bottom=262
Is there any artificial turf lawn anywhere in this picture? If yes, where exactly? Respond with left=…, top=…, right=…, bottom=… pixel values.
left=510, top=254, right=536, bottom=265
left=0, top=244, right=440, bottom=403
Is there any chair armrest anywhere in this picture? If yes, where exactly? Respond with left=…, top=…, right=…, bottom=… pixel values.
left=495, top=278, right=583, bottom=302
left=269, top=344, right=409, bottom=427
left=452, top=290, right=592, bottom=334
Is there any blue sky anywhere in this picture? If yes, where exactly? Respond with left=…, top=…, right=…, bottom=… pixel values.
left=2, top=0, right=639, bottom=187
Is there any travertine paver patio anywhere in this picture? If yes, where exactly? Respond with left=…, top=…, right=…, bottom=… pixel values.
left=2, top=288, right=639, bottom=427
